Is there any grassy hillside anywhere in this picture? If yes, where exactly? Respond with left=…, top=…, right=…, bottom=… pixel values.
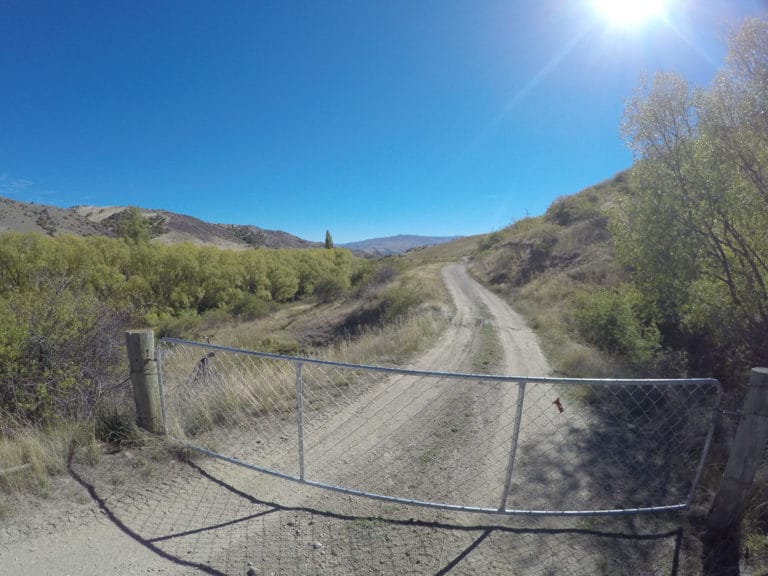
left=404, top=174, right=640, bottom=379
left=473, top=176, right=632, bottom=376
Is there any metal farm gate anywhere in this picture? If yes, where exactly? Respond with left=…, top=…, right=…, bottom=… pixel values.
left=157, top=337, right=721, bottom=517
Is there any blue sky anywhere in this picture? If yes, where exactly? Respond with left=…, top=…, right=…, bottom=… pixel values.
left=1, top=1, right=766, bottom=244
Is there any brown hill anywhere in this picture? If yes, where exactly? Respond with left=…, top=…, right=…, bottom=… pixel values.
left=0, top=196, right=107, bottom=236
left=0, top=196, right=319, bottom=249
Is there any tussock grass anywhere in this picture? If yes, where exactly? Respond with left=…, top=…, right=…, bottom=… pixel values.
left=0, top=422, right=95, bottom=496
left=322, top=310, right=448, bottom=367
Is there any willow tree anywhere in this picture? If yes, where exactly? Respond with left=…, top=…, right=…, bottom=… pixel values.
left=615, top=17, right=768, bottom=376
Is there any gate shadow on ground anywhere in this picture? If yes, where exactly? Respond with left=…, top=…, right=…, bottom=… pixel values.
left=70, top=456, right=687, bottom=576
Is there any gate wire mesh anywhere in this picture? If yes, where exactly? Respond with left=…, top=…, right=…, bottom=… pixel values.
left=158, top=337, right=721, bottom=516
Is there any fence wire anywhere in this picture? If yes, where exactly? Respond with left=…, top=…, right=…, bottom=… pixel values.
left=158, top=338, right=721, bottom=517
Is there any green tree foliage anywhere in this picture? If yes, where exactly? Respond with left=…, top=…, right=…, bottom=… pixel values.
left=573, top=285, right=661, bottom=370
left=116, top=206, right=151, bottom=243
left=0, top=273, right=130, bottom=423
left=325, top=229, right=334, bottom=249
left=616, top=17, right=768, bottom=380
left=0, top=230, right=362, bottom=423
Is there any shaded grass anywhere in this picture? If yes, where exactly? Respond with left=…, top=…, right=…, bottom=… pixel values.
left=0, top=421, right=98, bottom=497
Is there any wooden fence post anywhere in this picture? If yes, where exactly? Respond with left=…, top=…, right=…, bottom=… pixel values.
left=125, top=329, right=164, bottom=434
left=708, top=367, right=768, bottom=531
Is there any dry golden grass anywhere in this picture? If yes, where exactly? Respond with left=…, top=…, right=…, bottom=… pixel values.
left=0, top=422, right=98, bottom=497
left=321, top=311, right=448, bottom=367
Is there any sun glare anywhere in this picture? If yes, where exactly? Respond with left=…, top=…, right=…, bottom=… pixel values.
left=591, top=0, right=668, bottom=28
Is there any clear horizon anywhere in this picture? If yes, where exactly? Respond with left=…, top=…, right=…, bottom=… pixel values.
left=1, top=1, right=766, bottom=244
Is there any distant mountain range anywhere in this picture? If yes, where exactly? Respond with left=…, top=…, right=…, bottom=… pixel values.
left=339, top=234, right=461, bottom=255
left=0, top=195, right=459, bottom=255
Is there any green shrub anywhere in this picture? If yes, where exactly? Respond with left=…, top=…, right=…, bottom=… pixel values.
left=314, top=277, right=347, bottom=303
left=154, top=309, right=201, bottom=339
left=0, top=280, right=129, bottom=424
left=545, top=189, right=603, bottom=226
left=230, top=293, right=270, bottom=320
left=379, top=284, right=422, bottom=324
left=572, top=285, right=661, bottom=370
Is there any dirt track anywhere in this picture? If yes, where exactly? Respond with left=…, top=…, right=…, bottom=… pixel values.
left=0, top=264, right=685, bottom=575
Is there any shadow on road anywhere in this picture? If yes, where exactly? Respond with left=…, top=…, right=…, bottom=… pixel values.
left=70, top=454, right=688, bottom=575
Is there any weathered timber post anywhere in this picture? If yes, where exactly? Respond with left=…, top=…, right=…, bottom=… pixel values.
left=126, top=329, right=164, bottom=434
left=708, top=367, right=768, bottom=531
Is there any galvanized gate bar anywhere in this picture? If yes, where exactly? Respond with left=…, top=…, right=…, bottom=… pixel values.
left=184, top=442, right=690, bottom=517
left=499, top=381, right=526, bottom=511
left=295, top=361, right=305, bottom=480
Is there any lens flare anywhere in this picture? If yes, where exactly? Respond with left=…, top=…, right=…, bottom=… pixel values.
left=590, top=0, right=668, bottom=27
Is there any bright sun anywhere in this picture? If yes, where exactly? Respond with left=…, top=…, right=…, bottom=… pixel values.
left=591, top=0, right=668, bottom=27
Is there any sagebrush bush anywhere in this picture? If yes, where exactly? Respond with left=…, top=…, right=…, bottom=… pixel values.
left=230, top=293, right=271, bottom=320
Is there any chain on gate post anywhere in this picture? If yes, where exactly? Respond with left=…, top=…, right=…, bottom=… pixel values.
left=499, top=381, right=527, bottom=512
left=295, top=361, right=306, bottom=480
